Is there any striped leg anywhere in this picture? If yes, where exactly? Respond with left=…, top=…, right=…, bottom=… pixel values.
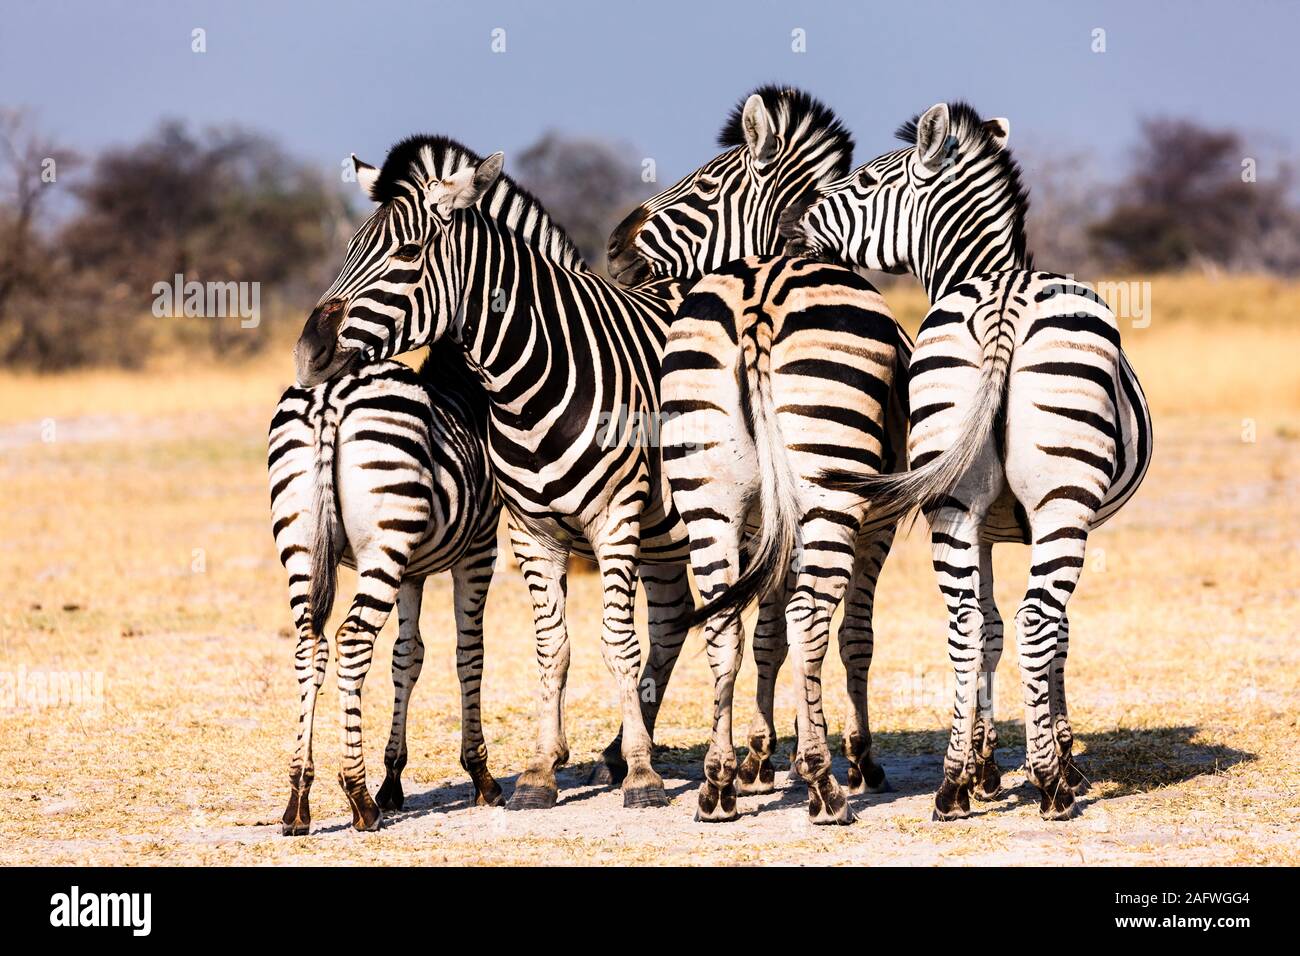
left=333, top=561, right=405, bottom=832
left=692, top=523, right=746, bottom=822
left=592, top=513, right=669, bottom=809
left=451, top=531, right=503, bottom=807
left=376, top=578, right=426, bottom=813
left=931, top=487, right=998, bottom=821
left=736, top=580, right=791, bottom=796
left=971, top=542, right=1005, bottom=801
left=507, top=524, right=572, bottom=811
left=1052, top=613, right=1086, bottom=792
left=1014, top=513, right=1088, bottom=820
left=282, top=622, right=329, bottom=836
left=788, top=516, right=860, bottom=825
left=589, top=562, right=693, bottom=788
left=839, top=523, right=894, bottom=795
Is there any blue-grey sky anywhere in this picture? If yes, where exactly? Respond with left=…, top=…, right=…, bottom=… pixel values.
left=2, top=0, right=1295, bottom=185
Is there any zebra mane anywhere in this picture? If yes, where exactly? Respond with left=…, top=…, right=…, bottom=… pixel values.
left=372, top=134, right=586, bottom=269
left=895, top=101, right=1033, bottom=269
left=717, top=85, right=855, bottom=175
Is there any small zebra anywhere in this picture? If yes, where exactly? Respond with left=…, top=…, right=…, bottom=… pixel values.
left=294, top=136, right=697, bottom=812
left=269, top=348, right=501, bottom=835
left=786, top=102, right=1153, bottom=819
left=608, top=87, right=909, bottom=823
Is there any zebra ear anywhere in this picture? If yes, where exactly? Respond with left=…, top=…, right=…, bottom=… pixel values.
left=983, top=117, right=1010, bottom=151
left=742, top=94, right=779, bottom=164
left=915, top=103, right=951, bottom=171
left=352, top=154, right=380, bottom=201
left=450, top=151, right=505, bottom=210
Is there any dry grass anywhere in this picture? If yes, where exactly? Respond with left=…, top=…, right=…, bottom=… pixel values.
left=1, top=275, right=1297, bottom=865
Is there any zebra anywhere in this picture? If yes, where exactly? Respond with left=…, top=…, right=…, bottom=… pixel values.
left=293, top=135, right=697, bottom=812
left=607, top=86, right=910, bottom=823
left=784, top=101, right=1153, bottom=820
left=269, top=348, right=502, bottom=835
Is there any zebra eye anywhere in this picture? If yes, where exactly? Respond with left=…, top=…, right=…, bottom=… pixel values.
left=858, top=168, right=879, bottom=188
left=393, top=242, right=422, bottom=261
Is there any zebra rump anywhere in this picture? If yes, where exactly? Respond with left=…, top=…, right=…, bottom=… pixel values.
left=821, top=301, right=1015, bottom=522
left=686, top=305, right=803, bottom=630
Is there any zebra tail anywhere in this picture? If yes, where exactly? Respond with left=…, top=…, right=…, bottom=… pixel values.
left=688, top=318, right=801, bottom=630
left=821, top=310, right=1015, bottom=522
left=308, top=399, right=342, bottom=636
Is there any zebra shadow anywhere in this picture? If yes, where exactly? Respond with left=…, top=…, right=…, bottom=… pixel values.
left=852, top=723, right=1256, bottom=818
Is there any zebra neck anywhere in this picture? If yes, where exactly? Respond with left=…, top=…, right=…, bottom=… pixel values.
left=919, top=233, right=1026, bottom=302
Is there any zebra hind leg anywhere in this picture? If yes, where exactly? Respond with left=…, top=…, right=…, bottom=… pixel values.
left=1051, top=613, right=1087, bottom=793
left=1014, top=509, right=1092, bottom=820
left=971, top=542, right=1005, bottom=802
left=451, top=533, right=504, bottom=807
left=377, top=578, right=425, bottom=812
left=929, top=490, right=998, bottom=821
left=736, top=580, right=790, bottom=796
left=838, top=523, right=894, bottom=795
left=282, top=624, right=329, bottom=836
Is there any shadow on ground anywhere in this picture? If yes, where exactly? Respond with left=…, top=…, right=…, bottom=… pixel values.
left=360, top=722, right=1253, bottom=830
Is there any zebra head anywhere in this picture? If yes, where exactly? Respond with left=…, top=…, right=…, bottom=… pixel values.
left=295, top=139, right=504, bottom=386
left=783, top=102, right=1028, bottom=299
left=607, top=86, right=853, bottom=285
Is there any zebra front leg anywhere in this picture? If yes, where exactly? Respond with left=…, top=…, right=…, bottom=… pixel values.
left=971, top=541, right=1005, bottom=802
left=592, top=525, right=669, bottom=809
left=507, top=526, right=571, bottom=811
left=1052, top=613, right=1086, bottom=792
left=736, top=581, right=790, bottom=796
left=451, top=534, right=504, bottom=807
left=377, top=578, right=425, bottom=813
left=282, top=623, right=329, bottom=836
left=929, top=496, right=996, bottom=821
left=838, top=522, right=894, bottom=795
left=1014, top=509, right=1091, bottom=820
left=589, top=562, right=693, bottom=788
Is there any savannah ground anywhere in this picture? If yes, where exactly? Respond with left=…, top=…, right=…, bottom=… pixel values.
left=1, top=275, right=1297, bottom=866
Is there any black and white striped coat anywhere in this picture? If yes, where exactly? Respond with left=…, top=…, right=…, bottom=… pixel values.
left=608, top=86, right=910, bottom=824
left=293, top=137, right=697, bottom=812
left=268, top=350, right=501, bottom=835
left=787, top=101, right=1153, bottom=820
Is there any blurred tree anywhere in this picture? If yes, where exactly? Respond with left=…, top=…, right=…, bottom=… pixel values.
left=513, top=131, right=648, bottom=269
left=64, top=120, right=350, bottom=358
left=1088, top=118, right=1297, bottom=274
left=0, top=109, right=83, bottom=366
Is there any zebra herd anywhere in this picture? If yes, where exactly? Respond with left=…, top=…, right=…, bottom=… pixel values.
left=267, top=86, right=1152, bottom=834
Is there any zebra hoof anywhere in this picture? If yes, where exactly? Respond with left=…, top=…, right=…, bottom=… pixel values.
left=587, top=757, right=628, bottom=787
left=1038, top=779, right=1075, bottom=821
left=508, top=783, right=558, bottom=811
left=476, top=779, right=506, bottom=808
left=971, top=759, right=1003, bottom=802
left=622, top=768, right=669, bottom=809
left=376, top=774, right=405, bottom=812
left=735, top=752, right=776, bottom=795
left=808, top=776, right=855, bottom=826
left=281, top=786, right=311, bottom=836
left=933, top=780, right=971, bottom=821
left=695, top=780, right=738, bottom=822
left=847, top=760, right=891, bottom=795
left=340, top=777, right=382, bottom=832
